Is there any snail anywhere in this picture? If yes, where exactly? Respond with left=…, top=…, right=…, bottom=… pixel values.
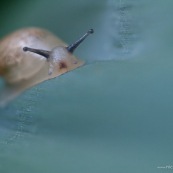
left=0, top=27, right=94, bottom=106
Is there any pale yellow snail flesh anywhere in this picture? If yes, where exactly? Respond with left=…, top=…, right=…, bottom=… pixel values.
left=0, top=27, right=94, bottom=106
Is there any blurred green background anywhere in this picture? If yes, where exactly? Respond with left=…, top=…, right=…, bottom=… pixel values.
left=0, top=0, right=173, bottom=173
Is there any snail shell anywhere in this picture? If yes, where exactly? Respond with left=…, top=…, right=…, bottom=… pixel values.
left=0, top=27, right=93, bottom=106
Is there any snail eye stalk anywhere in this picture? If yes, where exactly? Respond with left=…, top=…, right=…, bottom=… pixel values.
left=67, top=29, right=94, bottom=53
left=23, top=47, right=50, bottom=59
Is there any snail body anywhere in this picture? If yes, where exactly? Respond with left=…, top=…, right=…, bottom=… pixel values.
left=0, top=27, right=93, bottom=105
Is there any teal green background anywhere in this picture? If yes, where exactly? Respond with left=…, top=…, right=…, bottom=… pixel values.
left=0, top=0, right=173, bottom=173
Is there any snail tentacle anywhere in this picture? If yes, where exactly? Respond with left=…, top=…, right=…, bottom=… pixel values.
left=23, top=47, right=51, bottom=59
left=67, top=29, right=94, bottom=53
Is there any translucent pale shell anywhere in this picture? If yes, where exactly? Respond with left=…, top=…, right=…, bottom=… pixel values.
left=0, top=28, right=84, bottom=106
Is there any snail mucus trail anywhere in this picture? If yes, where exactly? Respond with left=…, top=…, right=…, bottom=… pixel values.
left=23, top=29, right=94, bottom=75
